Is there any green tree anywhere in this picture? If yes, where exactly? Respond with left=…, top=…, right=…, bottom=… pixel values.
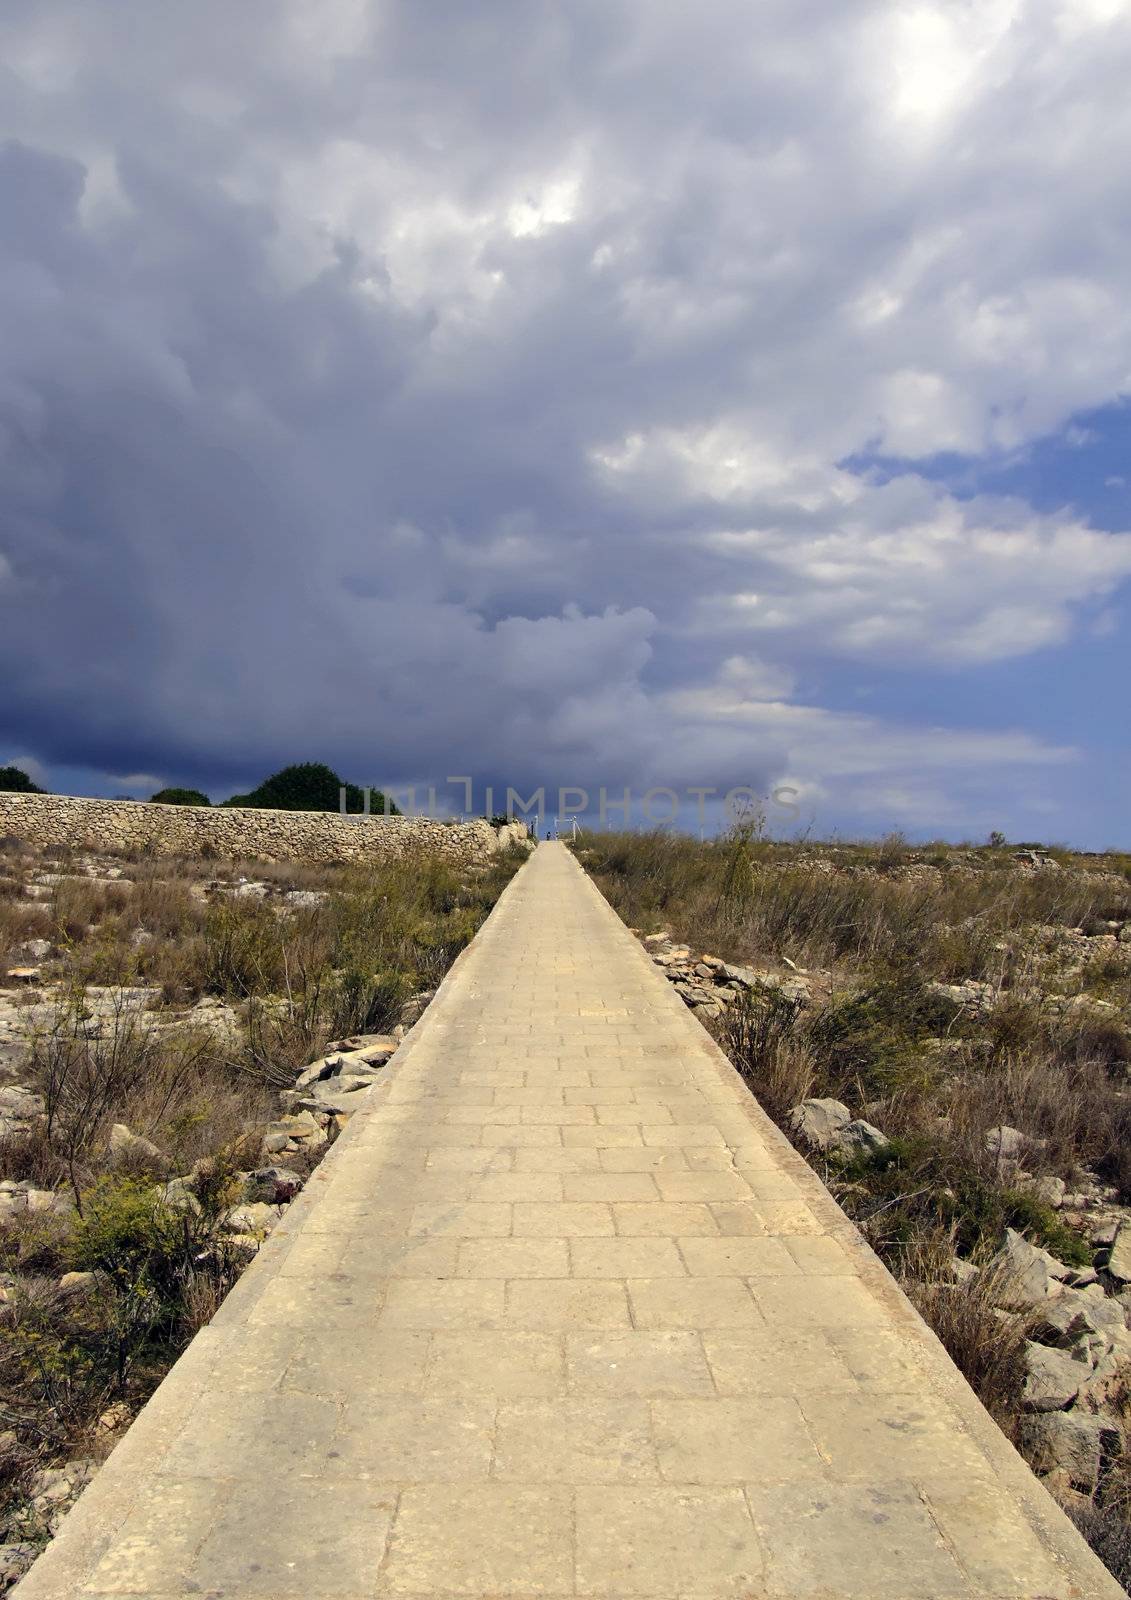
left=0, top=765, right=45, bottom=793
left=150, top=787, right=211, bottom=806
left=223, top=762, right=398, bottom=814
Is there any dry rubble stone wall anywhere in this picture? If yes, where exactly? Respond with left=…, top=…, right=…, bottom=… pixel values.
left=0, top=792, right=528, bottom=866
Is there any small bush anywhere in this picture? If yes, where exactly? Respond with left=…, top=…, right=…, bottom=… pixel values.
left=899, top=1236, right=1032, bottom=1435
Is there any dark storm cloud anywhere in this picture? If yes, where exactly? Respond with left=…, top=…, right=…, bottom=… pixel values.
left=2, top=0, right=1131, bottom=832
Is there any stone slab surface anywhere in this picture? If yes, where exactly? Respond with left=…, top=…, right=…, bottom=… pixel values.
left=14, top=843, right=1123, bottom=1598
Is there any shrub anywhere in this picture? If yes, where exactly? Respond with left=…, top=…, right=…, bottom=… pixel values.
left=149, top=787, right=210, bottom=806
left=34, top=993, right=165, bottom=1206
left=898, top=1234, right=1032, bottom=1435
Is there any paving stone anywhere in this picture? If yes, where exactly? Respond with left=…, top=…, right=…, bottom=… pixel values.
left=678, top=1236, right=799, bottom=1276
left=652, top=1395, right=821, bottom=1482
left=744, top=1478, right=968, bottom=1598
left=513, top=1201, right=614, bottom=1236
left=567, top=1332, right=717, bottom=1397
left=574, top=1484, right=764, bottom=1596
left=426, top=1331, right=565, bottom=1397
left=457, top=1237, right=569, bottom=1277
left=507, top=1277, right=632, bottom=1329
left=570, top=1238, right=687, bottom=1278
left=382, top=1483, right=574, bottom=1595
left=702, top=1330, right=858, bottom=1396
left=627, top=1276, right=761, bottom=1329
left=495, top=1398, right=658, bottom=1481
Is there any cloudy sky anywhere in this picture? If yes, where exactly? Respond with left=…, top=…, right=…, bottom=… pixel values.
left=2, top=0, right=1129, bottom=843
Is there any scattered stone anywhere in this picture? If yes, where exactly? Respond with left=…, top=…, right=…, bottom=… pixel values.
left=986, top=1125, right=1026, bottom=1162
left=1106, top=1221, right=1131, bottom=1283
left=0, top=1545, right=36, bottom=1590
left=245, top=1166, right=304, bottom=1204
left=108, top=1123, right=166, bottom=1168
left=1023, top=1342, right=1087, bottom=1410
left=13, top=938, right=51, bottom=963
left=788, top=1098, right=851, bottom=1151
left=835, top=1119, right=890, bottom=1155
left=97, top=1401, right=131, bottom=1433
left=160, top=1178, right=201, bottom=1214
left=927, top=978, right=996, bottom=1015
left=223, top=1201, right=277, bottom=1236
left=1020, top=1411, right=1114, bottom=1492
left=0, top=1085, right=45, bottom=1140
left=57, top=1271, right=97, bottom=1298
left=989, top=1229, right=1066, bottom=1309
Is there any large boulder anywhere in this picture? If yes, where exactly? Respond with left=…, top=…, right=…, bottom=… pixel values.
left=1106, top=1221, right=1131, bottom=1283
left=1023, top=1342, right=1087, bottom=1411
left=223, top=1201, right=277, bottom=1237
left=789, top=1098, right=851, bottom=1151
left=989, top=1229, right=1066, bottom=1310
left=836, top=1119, right=890, bottom=1155
left=108, top=1124, right=165, bottom=1169
left=1020, top=1412, right=1115, bottom=1493
left=986, top=1124, right=1026, bottom=1163
left=245, top=1166, right=304, bottom=1204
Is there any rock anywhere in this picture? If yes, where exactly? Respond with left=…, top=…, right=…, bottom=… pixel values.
left=1022, top=1342, right=1087, bottom=1410
left=224, top=1201, right=276, bottom=1236
left=1075, top=1326, right=1131, bottom=1409
left=109, top=1123, right=166, bottom=1168
left=97, top=1400, right=131, bottom=1433
left=57, top=1271, right=97, bottom=1298
left=14, top=938, right=51, bottom=962
left=1106, top=1221, right=1131, bottom=1282
left=834, top=1119, right=890, bottom=1155
left=1027, top=1175, right=1066, bottom=1208
left=788, top=1098, right=851, bottom=1151
left=0, top=1545, right=36, bottom=1589
left=928, top=978, right=996, bottom=1014
left=1033, top=1291, right=1105, bottom=1346
left=265, top=1111, right=320, bottom=1143
left=299, top=1074, right=374, bottom=1106
left=1020, top=1412, right=1114, bottom=1492
left=0, top=1084, right=45, bottom=1140
left=282, top=889, right=327, bottom=909
left=986, top=1125, right=1026, bottom=1162
left=293, top=1080, right=372, bottom=1115
left=245, top=1166, right=304, bottom=1204
left=160, top=1178, right=201, bottom=1214
left=989, top=1229, right=1066, bottom=1309
left=719, top=962, right=758, bottom=988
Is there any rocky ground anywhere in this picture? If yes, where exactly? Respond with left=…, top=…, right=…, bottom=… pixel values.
left=0, top=838, right=524, bottom=1591
left=582, top=830, right=1131, bottom=1589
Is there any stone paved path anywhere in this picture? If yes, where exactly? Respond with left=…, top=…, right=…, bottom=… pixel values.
left=16, top=843, right=1123, bottom=1598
